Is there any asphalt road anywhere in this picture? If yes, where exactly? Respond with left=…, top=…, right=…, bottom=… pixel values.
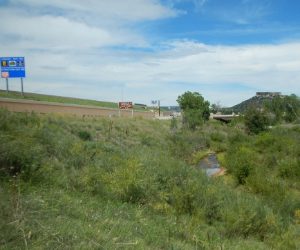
left=0, top=97, right=155, bottom=119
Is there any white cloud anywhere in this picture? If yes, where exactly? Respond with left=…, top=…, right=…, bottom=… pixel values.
left=3, top=39, right=300, bottom=106
left=2, top=36, right=300, bottom=106
left=169, top=0, right=208, bottom=9
left=0, top=9, right=148, bottom=50
left=1, top=0, right=179, bottom=51
left=11, top=0, right=178, bottom=22
left=1, top=14, right=111, bottom=50
left=0, top=1, right=299, bottom=107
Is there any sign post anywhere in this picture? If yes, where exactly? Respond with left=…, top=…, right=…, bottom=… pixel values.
left=5, top=78, right=9, bottom=92
left=151, top=100, right=160, bottom=117
left=158, top=100, right=160, bottom=117
left=0, top=57, right=26, bottom=94
left=21, top=78, right=24, bottom=96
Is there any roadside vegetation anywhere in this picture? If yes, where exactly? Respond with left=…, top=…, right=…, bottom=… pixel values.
left=0, top=93, right=299, bottom=249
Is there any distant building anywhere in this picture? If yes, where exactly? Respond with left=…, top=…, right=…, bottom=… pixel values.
left=256, top=92, right=282, bottom=97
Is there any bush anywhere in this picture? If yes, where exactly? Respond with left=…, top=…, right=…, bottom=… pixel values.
left=0, top=136, right=44, bottom=179
left=76, top=165, right=107, bottom=196
left=210, top=131, right=226, bottom=142
left=225, top=146, right=256, bottom=184
left=255, top=132, right=276, bottom=150
left=170, top=117, right=178, bottom=131
left=103, top=158, right=146, bottom=204
left=203, top=185, right=223, bottom=224
left=67, top=142, right=90, bottom=169
left=77, top=130, right=92, bottom=141
left=277, top=158, right=300, bottom=178
left=34, top=123, right=74, bottom=159
left=222, top=195, right=278, bottom=239
left=244, top=107, right=270, bottom=134
left=246, top=171, right=286, bottom=201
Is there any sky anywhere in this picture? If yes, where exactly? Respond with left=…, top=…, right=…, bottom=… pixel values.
left=0, top=0, right=300, bottom=107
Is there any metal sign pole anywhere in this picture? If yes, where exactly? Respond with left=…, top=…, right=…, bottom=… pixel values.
left=158, top=100, right=160, bottom=117
left=6, top=78, right=9, bottom=92
left=21, top=78, right=24, bottom=96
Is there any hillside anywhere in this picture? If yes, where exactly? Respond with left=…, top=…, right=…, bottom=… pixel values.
left=0, top=90, right=148, bottom=111
left=230, top=96, right=271, bottom=113
left=226, top=92, right=283, bottom=113
left=0, top=110, right=299, bottom=249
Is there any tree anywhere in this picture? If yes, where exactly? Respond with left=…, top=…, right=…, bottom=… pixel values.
left=177, top=91, right=210, bottom=129
left=210, top=101, right=222, bottom=114
left=244, top=107, right=270, bottom=134
left=284, top=94, right=300, bottom=122
left=264, top=94, right=300, bottom=123
left=264, top=96, right=285, bottom=123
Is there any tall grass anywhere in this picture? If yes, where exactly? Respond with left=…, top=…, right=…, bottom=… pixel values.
left=0, top=109, right=299, bottom=249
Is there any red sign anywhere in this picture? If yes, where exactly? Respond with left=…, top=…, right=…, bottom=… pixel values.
left=1, top=72, right=9, bottom=78
left=119, top=102, right=133, bottom=109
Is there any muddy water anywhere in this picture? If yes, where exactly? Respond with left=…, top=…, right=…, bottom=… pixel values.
left=198, top=153, right=220, bottom=176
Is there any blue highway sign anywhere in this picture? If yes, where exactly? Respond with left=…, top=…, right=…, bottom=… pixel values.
left=0, top=57, right=26, bottom=78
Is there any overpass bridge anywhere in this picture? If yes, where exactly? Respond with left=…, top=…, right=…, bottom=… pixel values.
left=211, top=114, right=240, bottom=123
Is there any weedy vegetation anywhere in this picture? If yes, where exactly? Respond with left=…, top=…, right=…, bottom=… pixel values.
left=0, top=107, right=299, bottom=249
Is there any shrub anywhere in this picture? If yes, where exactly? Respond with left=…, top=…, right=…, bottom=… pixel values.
left=210, top=131, right=226, bottom=142
left=67, top=142, right=91, bottom=169
left=277, top=158, right=300, bottom=179
left=228, top=130, right=248, bottom=144
left=222, top=195, right=278, bottom=239
left=34, top=123, right=74, bottom=159
left=255, top=132, right=276, bottom=150
left=77, top=165, right=107, bottom=196
left=77, top=130, right=92, bottom=141
left=244, top=107, right=270, bottom=134
left=225, top=146, right=256, bottom=184
left=246, top=171, right=286, bottom=202
left=0, top=136, right=44, bottom=179
left=170, top=117, right=178, bottom=131
left=269, top=226, right=300, bottom=250
left=103, top=158, right=146, bottom=204
left=203, top=185, right=223, bottom=225
left=140, top=134, right=156, bottom=147
left=169, top=174, right=205, bottom=216
left=168, top=130, right=210, bottom=162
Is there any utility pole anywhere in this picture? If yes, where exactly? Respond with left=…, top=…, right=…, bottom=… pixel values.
left=158, top=100, right=160, bottom=117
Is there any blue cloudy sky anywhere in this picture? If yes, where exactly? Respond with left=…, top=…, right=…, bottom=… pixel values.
left=1, top=0, right=300, bottom=106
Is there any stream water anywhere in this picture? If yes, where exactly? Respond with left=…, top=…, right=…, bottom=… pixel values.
left=198, top=153, right=221, bottom=177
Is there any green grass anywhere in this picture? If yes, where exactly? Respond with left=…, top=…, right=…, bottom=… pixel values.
left=0, top=90, right=149, bottom=111
left=0, top=109, right=299, bottom=249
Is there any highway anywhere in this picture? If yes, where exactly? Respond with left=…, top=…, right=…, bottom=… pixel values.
left=0, top=98, right=155, bottom=119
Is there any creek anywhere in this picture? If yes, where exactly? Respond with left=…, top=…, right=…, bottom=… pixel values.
left=198, top=153, right=221, bottom=177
